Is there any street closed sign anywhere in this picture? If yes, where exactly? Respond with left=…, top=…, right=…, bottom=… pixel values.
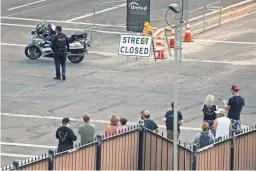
left=118, top=34, right=152, bottom=57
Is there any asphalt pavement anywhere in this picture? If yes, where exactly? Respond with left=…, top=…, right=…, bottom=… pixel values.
left=1, top=0, right=256, bottom=167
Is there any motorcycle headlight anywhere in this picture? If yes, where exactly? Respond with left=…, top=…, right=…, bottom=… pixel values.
left=32, top=40, right=44, bottom=45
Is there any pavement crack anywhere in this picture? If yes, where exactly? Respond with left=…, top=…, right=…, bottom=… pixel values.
left=94, top=101, right=124, bottom=112
left=81, top=71, right=98, bottom=76
left=48, top=101, right=80, bottom=113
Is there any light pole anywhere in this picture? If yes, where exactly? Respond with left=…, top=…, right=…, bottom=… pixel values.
left=166, top=3, right=182, bottom=170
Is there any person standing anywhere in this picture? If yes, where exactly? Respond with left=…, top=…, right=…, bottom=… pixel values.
left=51, top=26, right=69, bottom=80
left=140, top=110, right=159, bottom=133
left=201, top=94, right=218, bottom=135
left=213, top=108, right=231, bottom=141
left=193, top=122, right=215, bottom=148
left=116, top=118, right=128, bottom=133
left=163, top=102, right=183, bottom=140
left=224, top=85, right=245, bottom=134
left=56, top=118, right=77, bottom=153
left=105, top=115, right=120, bottom=136
left=78, top=115, right=96, bottom=145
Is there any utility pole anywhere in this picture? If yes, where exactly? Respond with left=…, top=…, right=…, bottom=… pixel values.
left=165, top=3, right=184, bottom=169
left=173, top=0, right=184, bottom=170
left=178, top=0, right=184, bottom=62
left=173, top=15, right=179, bottom=170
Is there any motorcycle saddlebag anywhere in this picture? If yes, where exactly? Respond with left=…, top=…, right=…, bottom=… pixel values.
left=70, top=32, right=87, bottom=42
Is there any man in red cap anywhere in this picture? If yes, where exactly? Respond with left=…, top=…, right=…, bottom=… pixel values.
left=224, top=85, right=245, bottom=134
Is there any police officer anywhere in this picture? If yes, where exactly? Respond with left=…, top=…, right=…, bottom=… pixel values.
left=51, top=26, right=69, bottom=80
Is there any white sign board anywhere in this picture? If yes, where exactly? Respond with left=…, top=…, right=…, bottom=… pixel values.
left=118, top=34, right=152, bottom=57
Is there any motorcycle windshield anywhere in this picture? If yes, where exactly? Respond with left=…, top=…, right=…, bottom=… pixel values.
left=49, top=23, right=56, bottom=32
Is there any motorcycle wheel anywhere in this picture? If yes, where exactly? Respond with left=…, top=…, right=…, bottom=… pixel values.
left=25, top=45, right=42, bottom=59
left=68, top=55, right=84, bottom=63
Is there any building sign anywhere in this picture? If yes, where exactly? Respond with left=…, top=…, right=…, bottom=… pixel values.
left=126, top=0, right=151, bottom=32
left=118, top=34, right=152, bottom=57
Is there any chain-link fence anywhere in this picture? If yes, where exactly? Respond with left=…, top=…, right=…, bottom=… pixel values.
left=183, top=0, right=253, bottom=34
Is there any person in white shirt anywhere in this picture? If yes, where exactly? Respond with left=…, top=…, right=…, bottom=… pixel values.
left=213, top=108, right=231, bottom=141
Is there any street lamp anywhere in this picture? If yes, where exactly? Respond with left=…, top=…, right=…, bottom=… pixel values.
left=165, top=3, right=183, bottom=170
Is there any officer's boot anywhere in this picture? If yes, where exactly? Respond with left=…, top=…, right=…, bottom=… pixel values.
left=62, top=73, right=66, bottom=81
left=61, top=61, right=66, bottom=80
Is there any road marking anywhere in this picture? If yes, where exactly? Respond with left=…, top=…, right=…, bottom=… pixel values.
left=0, top=42, right=118, bottom=57
left=1, top=23, right=82, bottom=31
left=99, top=0, right=126, bottom=4
left=8, top=0, right=46, bottom=11
left=1, top=43, right=26, bottom=47
left=0, top=142, right=56, bottom=149
left=0, top=153, right=36, bottom=158
left=1, top=42, right=256, bottom=66
left=196, top=39, right=256, bottom=45
left=1, top=112, right=201, bottom=131
left=66, top=3, right=127, bottom=22
left=1, top=16, right=126, bottom=28
left=196, top=84, right=215, bottom=91
left=0, top=22, right=124, bottom=35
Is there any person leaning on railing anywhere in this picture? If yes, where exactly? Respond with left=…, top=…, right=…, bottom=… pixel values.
left=78, top=114, right=95, bottom=145
left=192, top=122, right=215, bottom=148
left=213, top=108, right=231, bottom=141
left=105, top=115, right=120, bottom=136
left=140, top=110, right=159, bottom=133
left=56, top=118, right=77, bottom=153
left=116, top=118, right=128, bottom=133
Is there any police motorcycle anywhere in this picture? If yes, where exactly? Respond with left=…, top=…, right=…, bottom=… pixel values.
left=24, top=18, right=91, bottom=63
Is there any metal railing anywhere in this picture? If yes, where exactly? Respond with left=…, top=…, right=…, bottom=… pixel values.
left=1, top=125, right=256, bottom=170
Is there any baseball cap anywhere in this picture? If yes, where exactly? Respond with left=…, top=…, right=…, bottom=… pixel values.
left=231, top=84, right=240, bottom=91
left=215, top=108, right=226, bottom=114
left=62, top=117, right=70, bottom=124
left=141, top=110, right=151, bottom=116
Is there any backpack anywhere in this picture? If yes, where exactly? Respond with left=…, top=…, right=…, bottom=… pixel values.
left=198, top=132, right=213, bottom=148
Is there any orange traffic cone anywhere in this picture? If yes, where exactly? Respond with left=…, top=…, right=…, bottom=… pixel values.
left=156, top=36, right=162, bottom=46
left=183, top=22, right=193, bottom=42
left=169, top=30, right=175, bottom=48
left=156, top=43, right=166, bottom=60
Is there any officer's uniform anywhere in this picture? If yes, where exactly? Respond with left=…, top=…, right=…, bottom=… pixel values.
left=51, top=32, right=69, bottom=80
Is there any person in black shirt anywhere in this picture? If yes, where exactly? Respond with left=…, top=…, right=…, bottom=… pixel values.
left=51, top=26, right=69, bottom=80
left=163, top=102, right=183, bottom=140
left=140, top=110, right=159, bottom=133
left=201, top=94, right=218, bottom=135
left=224, top=85, right=245, bottom=134
left=56, top=117, right=77, bottom=153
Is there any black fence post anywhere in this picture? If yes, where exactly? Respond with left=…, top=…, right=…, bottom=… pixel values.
left=230, top=133, right=235, bottom=170
left=48, top=149, right=54, bottom=170
left=191, top=145, right=197, bottom=170
left=138, top=121, right=145, bottom=170
left=12, top=161, right=19, bottom=170
left=96, top=135, right=103, bottom=170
